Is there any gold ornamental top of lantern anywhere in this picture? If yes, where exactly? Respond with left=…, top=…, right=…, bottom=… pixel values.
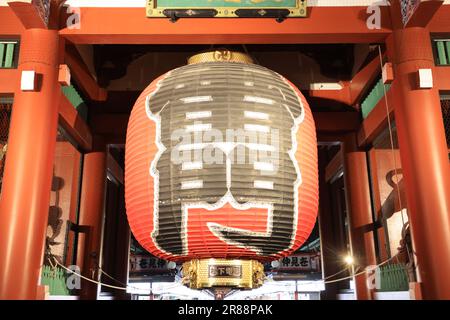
left=188, top=50, right=254, bottom=65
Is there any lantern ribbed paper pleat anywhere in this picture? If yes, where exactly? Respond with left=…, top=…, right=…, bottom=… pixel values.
left=125, top=61, right=318, bottom=262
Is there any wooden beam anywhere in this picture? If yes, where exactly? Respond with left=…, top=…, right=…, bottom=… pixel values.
left=65, top=47, right=107, bottom=101
left=59, top=7, right=392, bottom=44
left=309, top=84, right=352, bottom=106
left=89, top=114, right=129, bottom=137
left=348, top=54, right=383, bottom=105
left=102, top=135, right=126, bottom=146
left=313, top=112, right=361, bottom=133
left=405, top=0, right=443, bottom=28
left=107, top=153, right=124, bottom=185
left=317, top=133, right=348, bottom=144
left=6, top=0, right=48, bottom=29
left=356, top=62, right=449, bottom=148
left=429, top=4, right=450, bottom=33
left=0, top=7, right=24, bottom=35
left=309, top=54, right=382, bottom=107
left=3, top=4, right=450, bottom=43
left=325, top=149, right=343, bottom=183
left=0, top=69, right=18, bottom=94
left=59, top=92, right=93, bottom=151
left=357, top=90, right=394, bottom=147
left=367, top=148, right=389, bottom=262
left=435, top=66, right=450, bottom=91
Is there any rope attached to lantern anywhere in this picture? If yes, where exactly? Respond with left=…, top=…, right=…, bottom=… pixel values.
left=46, top=253, right=399, bottom=293
left=47, top=255, right=144, bottom=292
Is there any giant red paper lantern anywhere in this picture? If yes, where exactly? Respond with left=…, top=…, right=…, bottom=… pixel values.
left=125, top=52, right=318, bottom=289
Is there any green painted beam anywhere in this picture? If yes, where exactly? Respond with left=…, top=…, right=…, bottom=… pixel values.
left=0, top=43, right=5, bottom=68
left=436, top=41, right=448, bottom=65
left=361, top=78, right=391, bottom=119
left=3, top=43, right=15, bottom=68
left=61, top=85, right=88, bottom=121
left=62, top=85, right=84, bottom=109
left=446, top=41, right=450, bottom=65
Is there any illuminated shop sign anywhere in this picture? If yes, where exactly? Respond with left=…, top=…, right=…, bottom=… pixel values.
left=274, top=253, right=321, bottom=273
left=129, top=255, right=169, bottom=274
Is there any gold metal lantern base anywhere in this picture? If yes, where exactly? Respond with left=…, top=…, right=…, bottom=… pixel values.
left=182, top=259, right=265, bottom=290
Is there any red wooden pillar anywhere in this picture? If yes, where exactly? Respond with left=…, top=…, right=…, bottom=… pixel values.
left=77, top=138, right=107, bottom=300
left=0, top=29, right=60, bottom=299
left=318, top=148, right=341, bottom=300
left=342, top=134, right=377, bottom=300
left=387, top=27, right=450, bottom=300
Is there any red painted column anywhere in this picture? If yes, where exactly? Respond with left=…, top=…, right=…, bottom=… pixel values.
left=77, top=138, right=107, bottom=300
left=318, top=148, right=341, bottom=300
left=388, top=28, right=450, bottom=300
left=342, top=134, right=377, bottom=300
left=0, top=29, right=60, bottom=299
